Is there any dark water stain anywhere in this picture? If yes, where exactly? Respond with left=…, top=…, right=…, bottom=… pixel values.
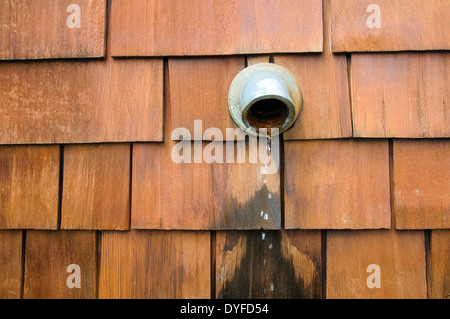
left=218, top=184, right=281, bottom=229
left=218, top=231, right=321, bottom=299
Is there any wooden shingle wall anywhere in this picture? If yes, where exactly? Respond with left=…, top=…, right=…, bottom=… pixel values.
left=0, top=0, right=448, bottom=299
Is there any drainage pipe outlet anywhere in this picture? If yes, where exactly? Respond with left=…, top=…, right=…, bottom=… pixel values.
left=228, top=63, right=302, bottom=136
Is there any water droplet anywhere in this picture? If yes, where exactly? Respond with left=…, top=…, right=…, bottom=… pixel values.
left=269, top=243, right=273, bottom=249
left=264, top=288, right=267, bottom=294
left=268, top=193, right=272, bottom=199
left=263, top=178, right=267, bottom=184
left=260, top=210, right=264, bottom=217
left=263, top=214, right=269, bottom=220
left=261, top=232, right=266, bottom=240
left=270, top=283, right=274, bottom=291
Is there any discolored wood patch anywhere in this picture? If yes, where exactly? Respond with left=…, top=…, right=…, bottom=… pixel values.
left=216, top=230, right=322, bottom=298
left=132, top=63, right=281, bottom=230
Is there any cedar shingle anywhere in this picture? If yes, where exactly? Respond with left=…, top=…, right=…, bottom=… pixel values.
left=0, top=58, right=163, bottom=144
left=98, top=230, right=210, bottom=298
left=284, top=139, right=391, bottom=229
left=216, top=230, right=322, bottom=298
left=331, top=0, right=450, bottom=52
left=132, top=63, right=281, bottom=230
left=132, top=141, right=281, bottom=229
left=0, top=231, right=23, bottom=299
left=111, top=0, right=323, bottom=56
left=327, top=229, right=427, bottom=298
left=351, top=53, right=449, bottom=138
left=430, top=230, right=450, bottom=299
left=61, top=144, right=130, bottom=230
left=279, top=0, right=352, bottom=140
left=0, top=0, right=106, bottom=60
left=393, top=139, right=449, bottom=229
left=169, top=57, right=245, bottom=141
left=0, top=146, right=59, bottom=229
left=24, top=231, right=97, bottom=299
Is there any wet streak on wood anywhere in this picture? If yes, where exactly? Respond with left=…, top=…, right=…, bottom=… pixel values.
left=331, top=0, right=450, bottom=52
left=132, top=62, right=281, bottom=230
left=327, top=229, right=427, bottom=299
left=351, top=53, right=449, bottom=138
left=132, top=142, right=281, bottom=230
left=392, top=140, right=449, bottom=229
left=274, top=0, right=352, bottom=140
left=0, top=231, right=23, bottom=299
left=429, top=230, right=450, bottom=299
left=98, top=230, right=210, bottom=299
left=0, top=58, right=163, bottom=144
left=111, top=0, right=323, bottom=56
left=61, top=144, right=130, bottom=230
left=216, top=230, right=322, bottom=299
left=169, top=57, right=245, bottom=141
left=0, top=145, right=60, bottom=229
left=284, top=139, right=391, bottom=229
left=23, top=230, right=97, bottom=299
left=0, top=0, right=106, bottom=60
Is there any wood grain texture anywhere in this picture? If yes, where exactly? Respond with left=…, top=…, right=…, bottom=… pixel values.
left=98, top=230, right=210, bottom=299
left=393, top=140, right=449, bottom=229
left=284, top=139, right=391, bottom=229
left=327, top=229, right=427, bottom=299
left=111, top=0, right=323, bottom=56
left=24, top=231, right=97, bottom=299
left=351, top=53, right=449, bottom=138
left=61, top=144, right=130, bottom=230
left=0, top=0, right=106, bottom=60
left=430, top=230, right=450, bottom=299
left=277, top=0, right=352, bottom=140
left=0, top=58, right=163, bottom=144
left=216, top=230, right=322, bottom=299
left=0, top=146, right=59, bottom=229
left=169, top=57, right=245, bottom=141
left=331, top=0, right=450, bottom=52
left=132, top=63, right=281, bottom=230
left=132, top=141, right=281, bottom=230
left=0, top=231, right=23, bottom=299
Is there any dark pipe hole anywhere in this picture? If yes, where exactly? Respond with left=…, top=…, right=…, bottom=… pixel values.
left=247, top=99, right=290, bottom=129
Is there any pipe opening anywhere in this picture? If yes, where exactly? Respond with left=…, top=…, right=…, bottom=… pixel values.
left=246, top=98, right=290, bottom=129
left=228, top=63, right=302, bottom=136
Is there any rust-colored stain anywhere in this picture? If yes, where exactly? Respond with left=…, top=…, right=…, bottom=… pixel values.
left=0, top=0, right=448, bottom=299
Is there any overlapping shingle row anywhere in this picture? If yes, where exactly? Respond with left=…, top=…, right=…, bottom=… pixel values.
left=0, top=0, right=448, bottom=299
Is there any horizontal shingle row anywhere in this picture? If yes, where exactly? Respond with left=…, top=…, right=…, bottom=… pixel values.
left=1, top=138, right=448, bottom=230
left=1, top=229, right=448, bottom=298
